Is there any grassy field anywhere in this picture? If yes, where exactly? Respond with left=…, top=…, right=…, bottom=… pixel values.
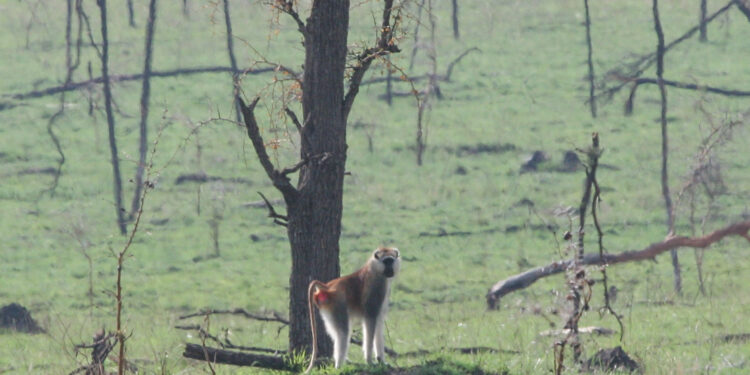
left=1, top=0, right=750, bottom=374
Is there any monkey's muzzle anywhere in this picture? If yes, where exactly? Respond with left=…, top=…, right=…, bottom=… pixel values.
left=382, top=257, right=396, bottom=277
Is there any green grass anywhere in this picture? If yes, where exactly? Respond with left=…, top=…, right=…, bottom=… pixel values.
left=1, top=0, right=750, bottom=374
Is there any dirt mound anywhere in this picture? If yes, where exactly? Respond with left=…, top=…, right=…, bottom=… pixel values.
left=0, top=303, right=44, bottom=333
left=585, top=346, right=641, bottom=373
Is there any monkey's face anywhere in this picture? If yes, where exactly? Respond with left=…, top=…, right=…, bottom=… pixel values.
left=373, top=247, right=400, bottom=278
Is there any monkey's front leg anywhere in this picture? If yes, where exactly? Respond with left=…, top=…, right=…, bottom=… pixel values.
left=373, top=317, right=386, bottom=363
left=362, top=318, right=377, bottom=364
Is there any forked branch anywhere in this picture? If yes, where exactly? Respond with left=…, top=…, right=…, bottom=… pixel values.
left=274, top=0, right=306, bottom=36
left=342, top=0, right=402, bottom=119
left=486, top=220, right=750, bottom=309
left=237, top=96, right=299, bottom=204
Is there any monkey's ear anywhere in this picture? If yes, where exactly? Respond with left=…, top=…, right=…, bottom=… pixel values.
left=393, top=248, right=400, bottom=258
left=373, top=249, right=381, bottom=260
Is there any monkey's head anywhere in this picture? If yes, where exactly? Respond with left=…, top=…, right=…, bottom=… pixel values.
left=372, top=247, right=400, bottom=278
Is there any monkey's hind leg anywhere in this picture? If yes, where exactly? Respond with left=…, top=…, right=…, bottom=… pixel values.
left=327, top=306, right=350, bottom=368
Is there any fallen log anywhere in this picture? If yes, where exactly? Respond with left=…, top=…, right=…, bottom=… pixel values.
left=486, top=220, right=750, bottom=309
left=183, top=343, right=292, bottom=370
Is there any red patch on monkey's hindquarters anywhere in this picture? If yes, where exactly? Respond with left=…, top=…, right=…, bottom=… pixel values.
left=314, top=291, right=330, bottom=305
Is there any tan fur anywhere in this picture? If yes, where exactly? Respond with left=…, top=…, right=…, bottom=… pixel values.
left=305, top=247, right=400, bottom=373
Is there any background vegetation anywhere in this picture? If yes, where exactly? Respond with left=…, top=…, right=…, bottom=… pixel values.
left=1, top=0, right=749, bottom=373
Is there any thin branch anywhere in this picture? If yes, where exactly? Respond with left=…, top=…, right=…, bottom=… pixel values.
left=486, top=220, right=750, bottom=309
left=273, top=0, right=306, bottom=36
left=583, top=0, right=597, bottom=118
left=342, top=0, right=401, bottom=119
left=179, top=308, right=290, bottom=325
left=175, top=325, right=287, bottom=354
left=258, top=191, right=289, bottom=227
left=444, top=47, right=480, bottom=82
left=625, top=77, right=750, bottom=115
left=236, top=96, right=299, bottom=203
left=597, top=0, right=735, bottom=102
left=6, top=66, right=275, bottom=103
left=590, top=149, right=625, bottom=341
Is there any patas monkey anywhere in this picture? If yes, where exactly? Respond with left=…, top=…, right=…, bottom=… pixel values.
left=305, top=247, right=400, bottom=373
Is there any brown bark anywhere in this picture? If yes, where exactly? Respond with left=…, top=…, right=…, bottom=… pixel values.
left=486, top=220, right=750, bottom=309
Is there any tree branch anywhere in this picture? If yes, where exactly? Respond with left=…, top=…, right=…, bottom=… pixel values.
left=179, top=307, right=289, bottom=324
left=625, top=77, right=750, bottom=115
left=274, top=0, right=306, bottom=36
left=597, top=0, right=735, bottom=102
left=236, top=96, right=299, bottom=203
left=486, top=220, right=750, bottom=309
left=444, top=47, right=480, bottom=82
left=342, top=0, right=401, bottom=119
left=258, top=191, right=288, bottom=227
left=6, top=66, right=275, bottom=103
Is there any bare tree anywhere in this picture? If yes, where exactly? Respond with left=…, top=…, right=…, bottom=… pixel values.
left=583, top=0, right=596, bottom=118
left=451, top=0, right=459, bottom=39
left=130, top=0, right=158, bottom=218
left=97, top=0, right=127, bottom=235
left=221, top=0, right=242, bottom=124
left=653, top=0, right=682, bottom=294
left=237, top=0, right=402, bottom=358
left=126, top=0, right=135, bottom=27
left=700, top=0, right=708, bottom=41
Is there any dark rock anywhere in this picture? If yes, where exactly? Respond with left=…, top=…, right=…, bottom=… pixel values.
left=585, top=346, right=641, bottom=373
left=0, top=303, right=44, bottom=333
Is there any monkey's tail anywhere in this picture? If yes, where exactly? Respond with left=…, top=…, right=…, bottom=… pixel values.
left=305, top=280, right=323, bottom=374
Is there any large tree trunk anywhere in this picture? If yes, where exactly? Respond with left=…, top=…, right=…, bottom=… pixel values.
left=287, top=0, right=350, bottom=356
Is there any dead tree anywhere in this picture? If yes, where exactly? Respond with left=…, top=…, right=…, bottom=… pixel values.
left=44, top=0, right=76, bottom=196
left=583, top=0, right=596, bottom=118
left=221, top=0, right=241, bottom=124
left=126, top=0, right=135, bottom=27
left=596, top=0, right=735, bottom=102
left=700, top=0, right=708, bottom=41
left=97, top=0, right=127, bottom=235
left=486, top=220, right=750, bottom=308
left=130, top=0, right=158, bottom=219
left=236, top=0, right=402, bottom=359
left=451, top=0, right=459, bottom=39
left=653, top=0, right=682, bottom=295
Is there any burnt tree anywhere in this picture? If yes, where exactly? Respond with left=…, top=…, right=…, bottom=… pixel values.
left=97, top=0, right=127, bottom=235
left=237, top=0, right=400, bottom=359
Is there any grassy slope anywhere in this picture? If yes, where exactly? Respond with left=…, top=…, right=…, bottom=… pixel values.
left=1, top=0, right=749, bottom=374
